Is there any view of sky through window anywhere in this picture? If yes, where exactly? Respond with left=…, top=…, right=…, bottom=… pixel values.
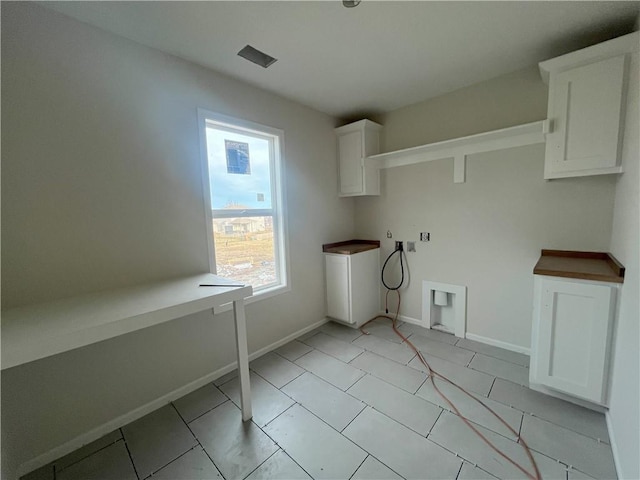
left=206, top=127, right=272, bottom=209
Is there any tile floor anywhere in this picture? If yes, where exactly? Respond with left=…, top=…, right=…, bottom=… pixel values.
left=24, top=320, right=616, bottom=480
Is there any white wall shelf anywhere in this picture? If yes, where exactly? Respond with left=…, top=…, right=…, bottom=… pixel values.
left=366, top=120, right=546, bottom=183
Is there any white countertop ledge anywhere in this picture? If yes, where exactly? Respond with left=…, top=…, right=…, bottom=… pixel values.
left=1, top=274, right=253, bottom=370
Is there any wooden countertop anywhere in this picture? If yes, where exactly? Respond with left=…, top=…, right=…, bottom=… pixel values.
left=322, top=239, right=380, bottom=255
left=533, top=250, right=625, bottom=283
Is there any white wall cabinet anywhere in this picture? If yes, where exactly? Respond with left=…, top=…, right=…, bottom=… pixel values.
left=324, top=246, right=380, bottom=327
left=335, top=120, right=382, bottom=196
left=539, top=32, right=637, bottom=179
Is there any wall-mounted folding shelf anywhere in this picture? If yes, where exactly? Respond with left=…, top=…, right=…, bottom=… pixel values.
left=366, top=120, right=547, bottom=183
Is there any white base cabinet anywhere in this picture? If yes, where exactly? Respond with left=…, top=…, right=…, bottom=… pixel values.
left=325, top=248, right=380, bottom=328
left=530, top=275, right=618, bottom=405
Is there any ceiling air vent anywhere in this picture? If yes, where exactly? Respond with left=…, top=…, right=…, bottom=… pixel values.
left=237, top=45, right=277, bottom=68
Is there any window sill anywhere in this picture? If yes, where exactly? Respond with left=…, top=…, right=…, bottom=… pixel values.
left=213, top=283, right=290, bottom=314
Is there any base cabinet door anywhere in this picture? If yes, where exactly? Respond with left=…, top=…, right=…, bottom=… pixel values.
left=325, top=248, right=380, bottom=327
left=531, top=276, right=616, bottom=404
left=325, top=254, right=351, bottom=323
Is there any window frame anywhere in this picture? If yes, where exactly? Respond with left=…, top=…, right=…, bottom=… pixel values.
left=197, top=109, right=290, bottom=305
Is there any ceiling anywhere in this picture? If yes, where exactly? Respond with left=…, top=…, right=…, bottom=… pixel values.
left=42, top=1, right=639, bottom=120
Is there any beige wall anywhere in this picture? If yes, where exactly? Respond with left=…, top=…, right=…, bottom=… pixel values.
left=355, top=66, right=617, bottom=349
left=607, top=52, right=639, bottom=480
left=355, top=146, right=616, bottom=348
left=1, top=3, right=354, bottom=477
left=379, top=66, right=548, bottom=151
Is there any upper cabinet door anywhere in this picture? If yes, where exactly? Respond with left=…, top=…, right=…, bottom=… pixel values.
left=336, top=120, right=382, bottom=196
left=338, top=130, right=364, bottom=195
left=545, top=55, right=626, bottom=179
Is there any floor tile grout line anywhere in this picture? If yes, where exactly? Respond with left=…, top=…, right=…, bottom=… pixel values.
left=277, top=449, right=316, bottom=480
left=339, top=403, right=368, bottom=434
left=172, top=402, right=232, bottom=480
left=466, top=352, right=476, bottom=367
left=50, top=435, right=123, bottom=476
left=133, top=404, right=212, bottom=477
left=425, top=425, right=489, bottom=474
left=453, top=460, right=465, bottom=480
left=251, top=363, right=306, bottom=390
left=197, top=444, right=227, bottom=480
left=285, top=402, right=372, bottom=458
left=299, top=341, right=366, bottom=364
left=120, top=428, right=141, bottom=480
left=141, top=445, right=206, bottom=480
left=273, top=346, right=311, bottom=363
left=518, top=413, right=525, bottom=438
left=428, top=399, right=535, bottom=446
left=238, top=447, right=280, bottom=480
left=417, top=385, right=525, bottom=441
left=521, top=411, right=615, bottom=445
left=412, top=373, right=430, bottom=395
left=351, top=347, right=431, bottom=369
left=290, top=345, right=372, bottom=396
left=429, top=408, right=445, bottom=436
left=302, top=330, right=367, bottom=350
left=473, top=379, right=610, bottom=444
left=261, top=400, right=299, bottom=430
left=347, top=349, right=367, bottom=365
left=455, top=345, right=530, bottom=367
left=428, top=423, right=575, bottom=480
left=343, top=371, right=368, bottom=392
left=487, top=376, right=497, bottom=397
left=351, top=341, right=418, bottom=365
left=363, top=402, right=441, bottom=439
left=353, top=367, right=425, bottom=395
left=256, top=401, right=358, bottom=480
left=347, top=455, right=369, bottom=480
left=293, top=369, right=371, bottom=408
left=178, top=393, right=233, bottom=425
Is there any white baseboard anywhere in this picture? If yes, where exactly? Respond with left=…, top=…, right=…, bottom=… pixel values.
left=527, top=382, right=606, bottom=412
left=605, top=410, right=622, bottom=479
left=376, top=312, right=530, bottom=356
left=17, top=318, right=328, bottom=479
left=377, top=311, right=424, bottom=326
left=464, top=332, right=530, bottom=355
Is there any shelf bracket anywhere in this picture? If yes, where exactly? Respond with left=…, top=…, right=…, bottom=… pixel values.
left=454, top=154, right=466, bottom=184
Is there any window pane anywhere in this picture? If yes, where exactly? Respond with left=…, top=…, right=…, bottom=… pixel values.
left=212, top=216, right=277, bottom=288
left=205, top=127, right=273, bottom=210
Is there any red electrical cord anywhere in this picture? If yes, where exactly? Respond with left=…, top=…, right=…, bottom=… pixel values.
left=360, top=289, right=542, bottom=480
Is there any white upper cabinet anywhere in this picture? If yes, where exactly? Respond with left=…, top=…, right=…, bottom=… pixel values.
left=335, top=120, right=382, bottom=196
left=540, top=32, right=638, bottom=179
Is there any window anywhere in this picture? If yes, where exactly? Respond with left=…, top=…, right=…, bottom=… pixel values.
left=198, top=110, right=288, bottom=296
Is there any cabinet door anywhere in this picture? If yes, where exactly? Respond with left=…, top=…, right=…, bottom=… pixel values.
left=325, top=255, right=351, bottom=323
left=534, top=278, right=615, bottom=403
left=338, top=131, right=363, bottom=195
left=545, top=55, right=626, bottom=178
